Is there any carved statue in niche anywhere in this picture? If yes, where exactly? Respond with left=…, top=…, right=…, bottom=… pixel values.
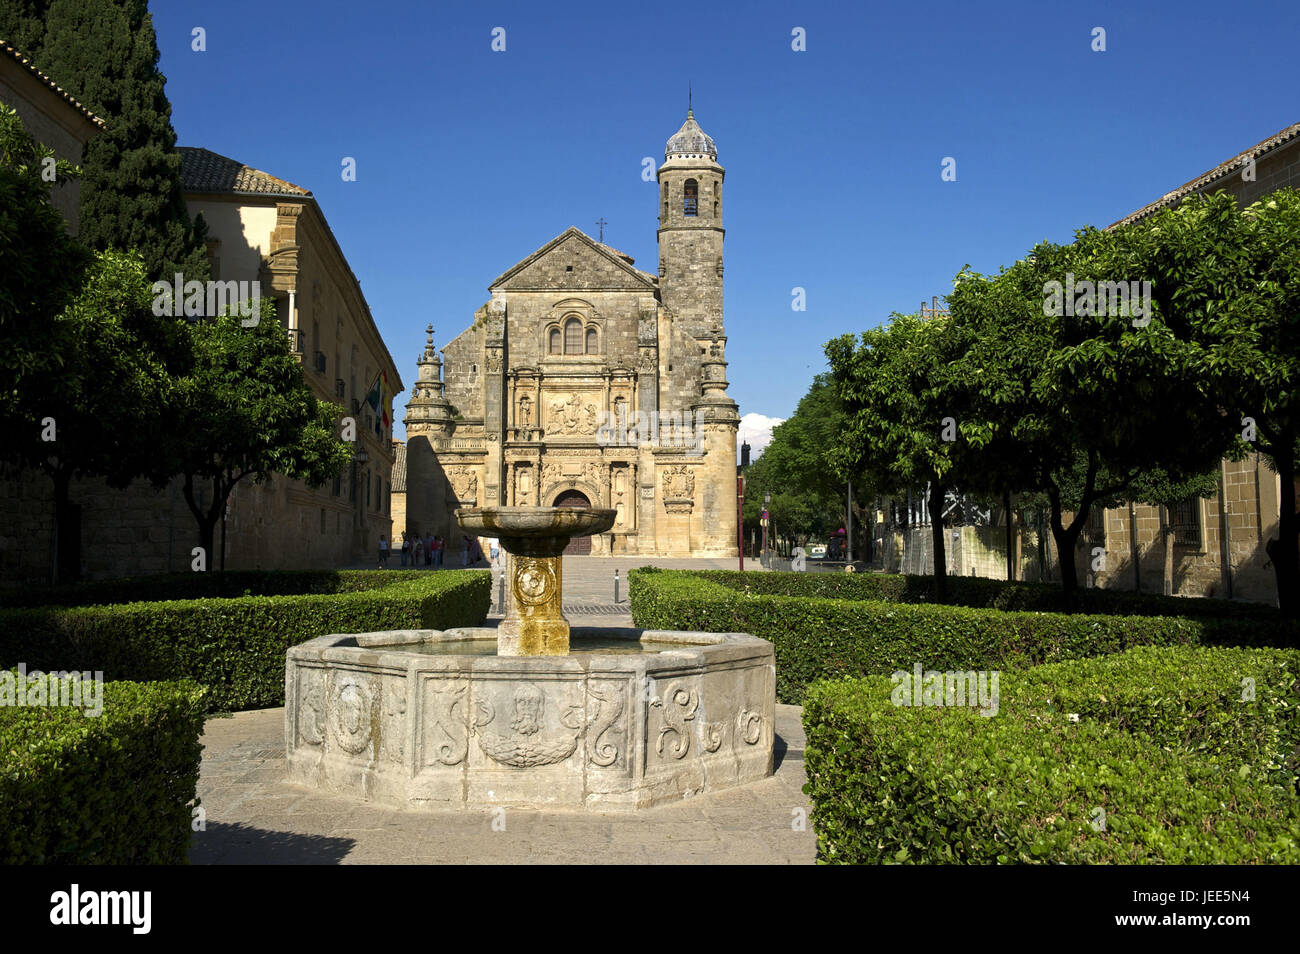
left=518, top=396, right=532, bottom=428
left=516, top=466, right=532, bottom=505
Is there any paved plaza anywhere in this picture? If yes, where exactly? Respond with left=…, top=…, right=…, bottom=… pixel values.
left=192, top=556, right=815, bottom=865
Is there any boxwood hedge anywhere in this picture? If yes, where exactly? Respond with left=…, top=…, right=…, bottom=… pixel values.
left=0, top=571, right=491, bottom=712
left=0, top=569, right=429, bottom=609
left=656, top=568, right=1280, bottom=619
left=802, top=645, right=1300, bottom=864
left=0, top=675, right=206, bottom=864
left=628, top=569, right=1296, bottom=704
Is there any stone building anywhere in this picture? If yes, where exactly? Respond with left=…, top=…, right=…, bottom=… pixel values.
left=0, top=39, right=104, bottom=232
left=397, top=109, right=740, bottom=556
left=0, top=147, right=401, bottom=579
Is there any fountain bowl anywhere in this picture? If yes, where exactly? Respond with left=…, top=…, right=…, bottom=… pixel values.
left=285, top=626, right=775, bottom=811
left=455, top=506, right=615, bottom=540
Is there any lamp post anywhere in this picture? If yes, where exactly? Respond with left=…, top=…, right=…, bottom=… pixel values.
left=737, top=474, right=745, bottom=571
left=762, top=491, right=771, bottom=567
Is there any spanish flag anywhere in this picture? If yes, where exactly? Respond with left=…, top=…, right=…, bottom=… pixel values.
left=365, top=371, right=391, bottom=435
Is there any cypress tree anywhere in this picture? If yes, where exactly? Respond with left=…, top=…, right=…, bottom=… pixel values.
left=26, top=0, right=208, bottom=281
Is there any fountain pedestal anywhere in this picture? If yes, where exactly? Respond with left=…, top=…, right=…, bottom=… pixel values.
left=455, top=507, right=616, bottom=656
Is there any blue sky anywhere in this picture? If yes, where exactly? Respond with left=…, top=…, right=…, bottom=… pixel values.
left=153, top=0, right=1300, bottom=449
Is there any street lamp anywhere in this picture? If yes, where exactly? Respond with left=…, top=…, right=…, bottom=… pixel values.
left=762, top=492, right=771, bottom=567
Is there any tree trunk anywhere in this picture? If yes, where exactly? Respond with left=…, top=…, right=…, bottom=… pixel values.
left=182, top=472, right=223, bottom=572
left=1159, top=504, right=1175, bottom=597
left=1047, top=491, right=1083, bottom=609
left=1004, top=490, right=1015, bottom=581
left=928, top=481, right=947, bottom=599
left=1265, top=445, right=1299, bottom=618
left=50, top=466, right=76, bottom=585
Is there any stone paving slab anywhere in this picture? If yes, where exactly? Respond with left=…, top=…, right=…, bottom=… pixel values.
left=191, top=702, right=816, bottom=865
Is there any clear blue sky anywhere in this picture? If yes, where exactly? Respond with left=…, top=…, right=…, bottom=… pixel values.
left=153, top=0, right=1300, bottom=440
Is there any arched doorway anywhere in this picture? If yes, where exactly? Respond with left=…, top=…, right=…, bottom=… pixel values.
left=554, top=489, right=592, bottom=554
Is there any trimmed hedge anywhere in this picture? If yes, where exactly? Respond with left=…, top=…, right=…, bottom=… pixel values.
left=0, top=569, right=429, bottom=609
left=628, top=569, right=1297, bottom=704
left=0, top=675, right=207, bottom=864
left=665, top=568, right=1280, bottom=619
left=802, top=645, right=1300, bottom=864
left=0, top=571, right=491, bottom=712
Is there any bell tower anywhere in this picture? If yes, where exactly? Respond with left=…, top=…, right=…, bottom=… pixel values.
left=657, top=105, right=725, bottom=338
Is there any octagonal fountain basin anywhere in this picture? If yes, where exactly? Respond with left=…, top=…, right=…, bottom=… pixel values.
left=285, top=626, right=775, bottom=811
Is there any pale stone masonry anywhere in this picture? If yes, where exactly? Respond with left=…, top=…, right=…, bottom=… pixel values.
left=0, top=148, right=403, bottom=579
left=398, top=109, right=740, bottom=556
left=0, top=39, right=104, bottom=233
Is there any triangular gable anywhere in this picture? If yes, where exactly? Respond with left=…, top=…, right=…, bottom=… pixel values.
left=489, top=227, right=657, bottom=292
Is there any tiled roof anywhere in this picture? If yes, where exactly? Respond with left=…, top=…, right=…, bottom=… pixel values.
left=178, top=146, right=312, bottom=197
left=1109, top=121, right=1300, bottom=228
left=391, top=441, right=406, bottom=493
left=0, top=39, right=105, bottom=127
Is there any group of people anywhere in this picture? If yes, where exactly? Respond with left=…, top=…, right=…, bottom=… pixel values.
left=375, top=532, right=500, bottom=569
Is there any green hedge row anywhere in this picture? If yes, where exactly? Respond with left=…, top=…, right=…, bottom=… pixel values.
left=0, top=569, right=429, bottom=609
left=677, top=568, right=1279, bottom=619
left=802, top=645, right=1300, bottom=864
left=0, top=675, right=207, bottom=864
left=628, top=569, right=1295, bottom=704
left=0, top=571, right=491, bottom=712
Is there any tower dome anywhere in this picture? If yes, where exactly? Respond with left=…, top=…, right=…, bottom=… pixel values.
left=665, top=108, right=717, bottom=159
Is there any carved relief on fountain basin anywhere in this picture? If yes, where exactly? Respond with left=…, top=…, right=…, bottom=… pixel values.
left=284, top=628, right=775, bottom=811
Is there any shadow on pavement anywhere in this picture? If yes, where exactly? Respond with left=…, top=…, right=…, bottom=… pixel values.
left=190, top=822, right=355, bottom=865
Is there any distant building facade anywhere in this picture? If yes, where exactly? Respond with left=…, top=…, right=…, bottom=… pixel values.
left=396, top=109, right=740, bottom=556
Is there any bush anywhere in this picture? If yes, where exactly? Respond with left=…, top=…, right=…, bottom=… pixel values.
left=0, top=675, right=206, bottom=864
left=0, top=569, right=427, bottom=609
left=629, top=569, right=1295, bottom=704
left=660, top=568, right=1280, bottom=619
left=0, top=571, right=491, bottom=712
left=802, top=645, right=1300, bottom=864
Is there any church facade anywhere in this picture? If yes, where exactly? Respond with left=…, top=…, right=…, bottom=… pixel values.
left=400, top=109, right=739, bottom=556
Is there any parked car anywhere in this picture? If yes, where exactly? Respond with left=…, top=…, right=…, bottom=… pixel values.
left=808, top=545, right=827, bottom=560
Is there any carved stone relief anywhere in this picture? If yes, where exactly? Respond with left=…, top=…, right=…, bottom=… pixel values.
left=652, top=682, right=699, bottom=759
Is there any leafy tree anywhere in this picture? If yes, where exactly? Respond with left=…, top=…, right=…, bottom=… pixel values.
left=24, top=0, right=208, bottom=280
left=0, top=103, right=89, bottom=442
left=153, top=303, right=352, bottom=569
left=948, top=222, right=1238, bottom=605
left=1135, top=190, right=1300, bottom=613
left=827, top=312, right=976, bottom=595
left=2, top=106, right=184, bottom=582
left=740, top=375, right=869, bottom=556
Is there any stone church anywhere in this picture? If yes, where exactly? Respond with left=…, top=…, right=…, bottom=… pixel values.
left=398, top=108, right=739, bottom=556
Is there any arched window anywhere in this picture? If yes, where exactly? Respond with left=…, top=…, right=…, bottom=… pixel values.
left=564, top=318, right=583, bottom=354
left=683, top=179, right=698, bottom=216
left=585, top=328, right=598, bottom=354
left=549, top=327, right=561, bottom=354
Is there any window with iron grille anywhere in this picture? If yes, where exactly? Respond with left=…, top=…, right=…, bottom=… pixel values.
left=564, top=318, right=583, bottom=355
left=1086, top=504, right=1106, bottom=547
left=1171, top=497, right=1202, bottom=547
left=683, top=179, right=698, bottom=217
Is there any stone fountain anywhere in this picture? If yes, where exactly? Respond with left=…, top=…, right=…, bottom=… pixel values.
left=285, top=507, right=774, bottom=811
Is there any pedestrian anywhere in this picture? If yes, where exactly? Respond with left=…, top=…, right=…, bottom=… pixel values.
left=413, top=534, right=423, bottom=566
left=400, top=532, right=409, bottom=567
left=434, top=535, right=443, bottom=568
left=425, top=532, right=434, bottom=567
left=489, top=537, right=500, bottom=566
left=378, top=533, right=389, bottom=569
left=461, top=535, right=469, bottom=566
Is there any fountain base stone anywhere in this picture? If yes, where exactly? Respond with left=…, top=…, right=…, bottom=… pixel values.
left=285, top=627, right=775, bottom=811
